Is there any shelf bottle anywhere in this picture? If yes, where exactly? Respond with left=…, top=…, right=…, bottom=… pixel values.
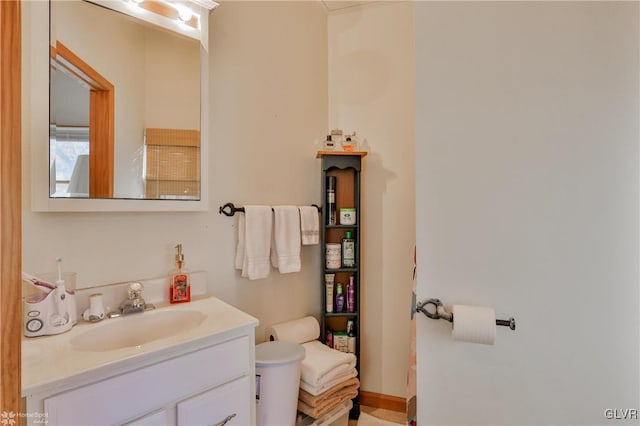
left=342, top=231, right=355, bottom=268
left=347, top=275, right=356, bottom=313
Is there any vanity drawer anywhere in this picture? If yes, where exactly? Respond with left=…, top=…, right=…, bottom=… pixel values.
left=177, top=375, right=251, bottom=426
left=44, top=336, right=250, bottom=426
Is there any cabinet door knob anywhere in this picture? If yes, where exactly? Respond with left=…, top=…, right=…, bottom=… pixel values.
left=212, top=413, right=236, bottom=426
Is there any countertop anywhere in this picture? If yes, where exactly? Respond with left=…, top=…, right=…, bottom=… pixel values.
left=22, top=296, right=259, bottom=397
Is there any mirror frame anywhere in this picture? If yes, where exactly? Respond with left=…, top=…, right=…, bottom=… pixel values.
left=29, top=1, right=210, bottom=212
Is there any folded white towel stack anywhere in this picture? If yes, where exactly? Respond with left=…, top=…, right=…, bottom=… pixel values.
left=235, top=205, right=272, bottom=280
left=266, top=316, right=360, bottom=418
left=299, top=368, right=358, bottom=396
left=299, top=206, right=319, bottom=245
left=268, top=317, right=358, bottom=394
left=271, top=205, right=302, bottom=273
left=300, top=340, right=357, bottom=386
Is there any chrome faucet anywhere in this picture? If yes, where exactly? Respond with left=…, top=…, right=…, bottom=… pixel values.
left=108, top=282, right=155, bottom=318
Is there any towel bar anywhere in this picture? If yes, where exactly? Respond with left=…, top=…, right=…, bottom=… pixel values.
left=219, top=202, right=321, bottom=217
left=416, top=298, right=516, bottom=330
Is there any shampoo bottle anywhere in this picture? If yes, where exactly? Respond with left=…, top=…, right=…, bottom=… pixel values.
left=347, top=275, right=356, bottom=313
left=335, top=283, right=345, bottom=312
left=170, top=244, right=190, bottom=304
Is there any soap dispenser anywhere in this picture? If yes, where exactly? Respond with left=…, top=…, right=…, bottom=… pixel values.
left=170, top=244, right=190, bottom=304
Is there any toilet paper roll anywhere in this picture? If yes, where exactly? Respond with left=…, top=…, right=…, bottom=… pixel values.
left=452, top=305, right=496, bottom=345
left=265, top=316, right=320, bottom=344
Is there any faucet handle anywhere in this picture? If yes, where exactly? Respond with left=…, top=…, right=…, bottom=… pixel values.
left=127, top=282, right=143, bottom=299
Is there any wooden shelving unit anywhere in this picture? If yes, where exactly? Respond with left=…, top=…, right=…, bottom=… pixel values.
left=317, top=151, right=366, bottom=419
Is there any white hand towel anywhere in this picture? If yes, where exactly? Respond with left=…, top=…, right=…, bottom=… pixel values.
left=243, top=205, right=273, bottom=280
left=270, top=206, right=301, bottom=274
left=234, top=214, right=246, bottom=273
left=300, top=340, right=357, bottom=386
left=299, top=206, right=319, bottom=245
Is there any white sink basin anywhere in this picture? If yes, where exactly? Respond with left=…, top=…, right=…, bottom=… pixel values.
left=70, top=309, right=206, bottom=352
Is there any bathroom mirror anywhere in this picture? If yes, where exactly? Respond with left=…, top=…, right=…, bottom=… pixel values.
left=30, top=0, right=214, bottom=211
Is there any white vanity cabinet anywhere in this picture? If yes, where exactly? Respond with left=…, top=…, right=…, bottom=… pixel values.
left=43, top=336, right=251, bottom=426
left=23, top=297, right=258, bottom=426
left=127, top=376, right=251, bottom=426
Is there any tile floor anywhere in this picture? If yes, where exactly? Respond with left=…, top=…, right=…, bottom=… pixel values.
left=348, top=406, right=406, bottom=425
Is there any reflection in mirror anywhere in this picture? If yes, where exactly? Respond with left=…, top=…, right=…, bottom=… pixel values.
left=50, top=63, right=90, bottom=197
left=51, top=40, right=114, bottom=198
left=50, top=126, right=90, bottom=197
left=50, top=0, right=201, bottom=200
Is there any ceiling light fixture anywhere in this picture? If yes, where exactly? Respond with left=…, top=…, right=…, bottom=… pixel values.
left=173, top=4, right=194, bottom=23
left=114, top=0, right=218, bottom=39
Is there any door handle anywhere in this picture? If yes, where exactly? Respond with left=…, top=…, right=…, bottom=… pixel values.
left=212, top=413, right=236, bottom=426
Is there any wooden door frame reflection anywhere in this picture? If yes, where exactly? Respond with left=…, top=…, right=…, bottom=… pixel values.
left=51, top=41, right=114, bottom=198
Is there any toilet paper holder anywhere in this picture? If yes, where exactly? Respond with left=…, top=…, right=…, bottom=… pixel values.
left=416, top=298, right=516, bottom=331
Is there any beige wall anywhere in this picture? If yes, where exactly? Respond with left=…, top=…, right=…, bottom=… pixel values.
left=328, top=2, right=416, bottom=398
left=23, top=1, right=327, bottom=343
left=207, top=1, right=328, bottom=337
left=144, top=29, right=200, bottom=130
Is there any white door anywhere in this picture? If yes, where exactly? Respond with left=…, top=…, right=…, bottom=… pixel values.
left=415, top=2, right=639, bottom=425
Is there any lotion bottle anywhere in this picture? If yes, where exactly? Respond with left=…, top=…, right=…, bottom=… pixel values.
left=325, top=274, right=335, bottom=313
left=170, top=244, right=190, bottom=304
